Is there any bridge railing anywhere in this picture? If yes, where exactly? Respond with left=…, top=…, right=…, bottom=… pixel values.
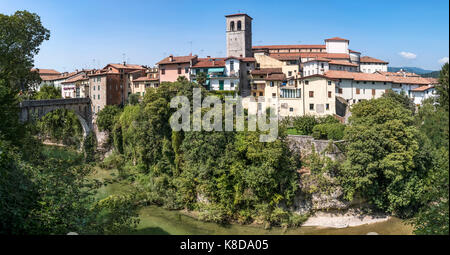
left=20, top=98, right=91, bottom=107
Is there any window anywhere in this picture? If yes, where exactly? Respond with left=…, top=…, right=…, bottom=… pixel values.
left=97, top=77, right=100, bottom=82
left=230, top=21, right=235, bottom=31
left=98, top=85, right=100, bottom=90
left=259, top=92, right=263, bottom=96
left=372, top=89, right=376, bottom=96
left=230, top=61, right=234, bottom=71
left=309, top=91, right=314, bottom=98
left=178, top=68, right=182, bottom=74
left=356, top=88, right=360, bottom=94
left=338, top=88, right=343, bottom=94
left=98, top=94, right=100, bottom=100
left=356, top=81, right=359, bottom=84
left=289, top=107, right=294, bottom=112
left=185, top=67, right=189, bottom=73
left=161, top=69, right=165, bottom=75
left=326, top=104, right=330, bottom=110
left=253, top=92, right=256, bottom=97
left=270, top=81, right=274, bottom=87
left=93, top=86, right=95, bottom=91
left=328, top=91, right=332, bottom=98
left=288, top=71, right=292, bottom=76
left=230, top=82, right=234, bottom=88
left=237, top=20, right=242, bottom=30
left=321, top=63, right=324, bottom=68
left=328, top=81, right=331, bottom=85
left=305, top=80, right=309, bottom=85
left=372, top=81, right=375, bottom=84
left=309, top=104, right=314, bottom=110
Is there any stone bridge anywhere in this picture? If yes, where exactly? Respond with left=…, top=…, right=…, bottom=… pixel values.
left=19, top=98, right=93, bottom=137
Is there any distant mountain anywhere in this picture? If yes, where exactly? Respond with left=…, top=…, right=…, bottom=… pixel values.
left=388, top=66, right=436, bottom=74
left=421, top=71, right=440, bottom=78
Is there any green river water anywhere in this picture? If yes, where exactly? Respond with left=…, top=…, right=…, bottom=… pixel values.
left=97, top=179, right=413, bottom=235
left=45, top=145, right=414, bottom=235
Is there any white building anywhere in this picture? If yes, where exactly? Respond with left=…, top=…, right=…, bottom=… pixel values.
left=360, top=56, right=389, bottom=73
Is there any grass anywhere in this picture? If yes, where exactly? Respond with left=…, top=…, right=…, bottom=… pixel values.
left=42, top=145, right=83, bottom=161
left=286, top=128, right=303, bottom=135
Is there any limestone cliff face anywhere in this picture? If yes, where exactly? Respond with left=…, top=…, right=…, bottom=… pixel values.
left=285, top=135, right=344, bottom=161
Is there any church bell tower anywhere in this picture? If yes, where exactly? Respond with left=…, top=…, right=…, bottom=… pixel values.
left=226, top=14, right=253, bottom=58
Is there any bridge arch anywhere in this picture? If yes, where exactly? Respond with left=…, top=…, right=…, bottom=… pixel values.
left=19, top=98, right=93, bottom=138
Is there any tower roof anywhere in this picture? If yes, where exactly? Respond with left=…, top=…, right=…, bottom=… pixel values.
left=225, top=13, right=253, bottom=20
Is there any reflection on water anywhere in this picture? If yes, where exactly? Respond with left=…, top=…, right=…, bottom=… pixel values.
left=134, top=206, right=414, bottom=235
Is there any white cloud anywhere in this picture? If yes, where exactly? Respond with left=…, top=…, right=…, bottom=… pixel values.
left=438, top=57, right=449, bottom=64
left=399, top=51, right=417, bottom=60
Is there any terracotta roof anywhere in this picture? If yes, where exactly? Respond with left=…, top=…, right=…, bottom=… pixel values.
left=376, top=71, right=420, bottom=77
left=424, top=77, right=439, bottom=84
left=157, top=55, right=197, bottom=65
left=349, top=49, right=361, bottom=54
left=329, top=60, right=359, bottom=67
left=225, top=13, right=252, bottom=19
left=252, top=44, right=326, bottom=49
left=61, top=74, right=89, bottom=84
left=105, top=64, right=145, bottom=70
left=299, top=74, right=338, bottom=81
left=388, top=76, right=434, bottom=85
left=360, top=56, right=389, bottom=64
left=192, top=58, right=226, bottom=68
left=251, top=68, right=283, bottom=75
left=412, top=85, right=434, bottom=92
left=31, top=68, right=60, bottom=75
left=325, top=37, right=349, bottom=42
left=133, top=77, right=159, bottom=82
left=325, top=70, right=391, bottom=82
left=266, top=73, right=286, bottom=81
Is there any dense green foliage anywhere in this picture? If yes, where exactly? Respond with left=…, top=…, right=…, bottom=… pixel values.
left=312, top=123, right=345, bottom=140
left=290, top=115, right=340, bottom=136
left=382, top=89, right=416, bottom=114
left=33, top=84, right=61, bottom=99
left=435, top=63, right=449, bottom=111
left=36, top=108, right=83, bottom=147
left=108, top=79, right=302, bottom=227
left=410, top=64, right=449, bottom=235
left=0, top=11, right=139, bottom=234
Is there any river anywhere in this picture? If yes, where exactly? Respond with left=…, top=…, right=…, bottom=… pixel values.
left=45, top=145, right=414, bottom=235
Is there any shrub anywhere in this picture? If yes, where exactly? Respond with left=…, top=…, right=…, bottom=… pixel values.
left=312, top=123, right=345, bottom=140
left=292, top=115, right=318, bottom=135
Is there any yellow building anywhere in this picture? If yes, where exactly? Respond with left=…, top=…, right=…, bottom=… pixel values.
left=247, top=69, right=337, bottom=117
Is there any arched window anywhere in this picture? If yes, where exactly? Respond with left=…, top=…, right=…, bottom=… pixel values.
left=237, top=21, right=242, bottom=30
left=230, top=21, right=234, bottom=31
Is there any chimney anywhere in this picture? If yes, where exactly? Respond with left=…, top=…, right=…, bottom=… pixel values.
left=207, top=56, right=211, bottom=58
left=240, top=54, right=243, bottom=58
left=169, top=55, right=174, bottom=62
left=123, top=61, right=126, bottom=66
left=213, top=59, right=215, bottom=65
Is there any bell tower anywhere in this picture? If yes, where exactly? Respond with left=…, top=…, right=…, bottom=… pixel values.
left=226, top=14, right=253, bottom=58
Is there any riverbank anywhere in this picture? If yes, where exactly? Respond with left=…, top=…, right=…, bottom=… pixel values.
left=42, top=145, right=413, bottom=235
left=302, top=210, right=391, bottom=228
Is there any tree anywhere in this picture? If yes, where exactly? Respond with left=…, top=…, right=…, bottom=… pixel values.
left=435, top=63, right=449, bottom=111
left=340, top=97, right=427, bottom=216
left=0, top=10, right=49, bottom=144
left=33, top=84, right=61, bottom=99
left=382, top=89, right=416, bottom=114
left=412, top=147, right=449, bottom=235
left=97, top=105, right=122, bottom=133
left=0, top=11, right=50, bottom=92
left=196, top=72, right=207, bottom=87
left=127, top=93, right=140, bottom=105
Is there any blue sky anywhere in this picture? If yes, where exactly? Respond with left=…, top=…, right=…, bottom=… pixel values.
left=1, top=0, right=449, bottom=71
